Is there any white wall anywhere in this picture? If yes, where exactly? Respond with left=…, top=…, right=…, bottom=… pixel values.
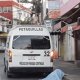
left=64, top=26, right=75, bottom=61
left=51, top=35, right=59, bottom=52
left=42, top=0, right=46, bottom=20
left=13, top=6, right=30, bottom=24
left=13, top=7, right=19, bottom=19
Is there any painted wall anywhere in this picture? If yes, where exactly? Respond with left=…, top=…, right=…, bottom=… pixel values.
left=64, top=27, right=75, bottom=61
left=51, top=35, right=59, bottom=53
left=60, top=25, right=75, bottom=61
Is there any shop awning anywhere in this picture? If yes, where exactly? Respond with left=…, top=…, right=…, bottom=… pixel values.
left=72, top=25, right=80, bottom=31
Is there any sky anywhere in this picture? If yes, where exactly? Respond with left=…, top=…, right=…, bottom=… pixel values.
left=60, top=0, right=69, bottom=7
left=46, top=0, right=69, bottom=8
left=21, top=0, right=69, bottom=9
left=62, top=0, right=69, bottom=4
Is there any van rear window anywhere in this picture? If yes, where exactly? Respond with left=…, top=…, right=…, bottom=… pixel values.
left=12, top=36, right=50, bottom=49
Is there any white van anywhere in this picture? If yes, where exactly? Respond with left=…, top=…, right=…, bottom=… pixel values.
left=4, top=25, right=54, bottom=77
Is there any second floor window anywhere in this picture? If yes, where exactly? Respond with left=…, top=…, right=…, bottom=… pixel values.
left=0, top=7, right=12, bottom=13
left=0, top=7, right=3, bottom=13
left=3, top=7, right=7, bottom=12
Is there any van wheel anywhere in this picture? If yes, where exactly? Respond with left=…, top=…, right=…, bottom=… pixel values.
left=42, top=73, right=48, bottom=77
left=7, top=73, right=12, bottom=78
left=6, top=63, right=12, bottom=78
left=6, top=68, right=12, bottom=78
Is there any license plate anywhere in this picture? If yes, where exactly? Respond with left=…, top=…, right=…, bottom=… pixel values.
left=28, top=56, right=35, bottom=60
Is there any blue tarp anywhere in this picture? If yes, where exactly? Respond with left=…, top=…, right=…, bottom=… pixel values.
left=42, top=69, right=65, bottom=80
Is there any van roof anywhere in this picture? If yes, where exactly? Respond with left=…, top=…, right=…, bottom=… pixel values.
left=8, top=25, right=49, bottom=36
left=10, top=25, right=45, bottom=30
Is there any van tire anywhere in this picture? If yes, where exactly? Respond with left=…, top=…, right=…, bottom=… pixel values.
left=6, top=68, right=12, bottom=78
left=7, top=73, right=12, bottom=78
left=6, top=63, right=12, bottom=78
left=4, top=58, right=6, bottom=72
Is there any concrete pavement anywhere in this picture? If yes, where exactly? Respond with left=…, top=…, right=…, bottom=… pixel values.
left=53, top=59, right=80, bottom=80
left=0, top=53, right=80, bottom=80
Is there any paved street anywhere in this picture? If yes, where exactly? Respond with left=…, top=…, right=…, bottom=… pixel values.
left=0, top=0, right=80, bottom=80
left=53, top=59, right=80, bottom=80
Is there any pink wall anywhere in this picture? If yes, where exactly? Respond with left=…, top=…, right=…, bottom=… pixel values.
left=53, top=21, right=61, bottom=30
left=60, top=0, right=80, bottom=16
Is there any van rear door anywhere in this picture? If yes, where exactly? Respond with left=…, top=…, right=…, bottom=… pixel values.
left=11, top=35, right=51, bottom=67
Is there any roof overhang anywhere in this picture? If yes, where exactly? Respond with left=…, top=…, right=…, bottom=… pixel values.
left=0, top=16, right=10, bottom=21
left=60, top=3, right=80, bottom=24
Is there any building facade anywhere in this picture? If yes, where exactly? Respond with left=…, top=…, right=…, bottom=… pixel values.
left=53, top=0, right=80, bottom=64
left=0, top=0, right=31, bottom=51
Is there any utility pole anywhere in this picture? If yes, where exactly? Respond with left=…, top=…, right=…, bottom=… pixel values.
left=31, top=0, right=41, bottom=24
left=42, top=0, right=47, bottom=22
left=18, top=0, right=22, bottom=25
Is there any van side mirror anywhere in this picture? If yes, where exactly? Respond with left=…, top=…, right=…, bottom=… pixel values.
left=77, top=17, right=80, bottom=25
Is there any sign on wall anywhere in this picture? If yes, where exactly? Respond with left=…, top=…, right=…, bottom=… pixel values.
left=48, top=0, right=60, bottom=19
left=48, top=9, right=60, bottom=19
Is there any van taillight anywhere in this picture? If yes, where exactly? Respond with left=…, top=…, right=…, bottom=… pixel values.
left=8, top=50, right=12, bottom=62
left=50, top=50, right=58, bottom=60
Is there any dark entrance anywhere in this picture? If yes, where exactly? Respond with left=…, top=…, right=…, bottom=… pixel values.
left=73, top=30, right=80, bottom=66
left=73, top=30, right=80, bottom=60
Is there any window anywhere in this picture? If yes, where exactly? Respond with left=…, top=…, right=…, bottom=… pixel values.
left=12, top=36, right=50, bottom=49
left=2, top=7, right=12, bottom=13
left=3, top=7, right=7, bottom=12
left=7, top=7, right=12, bottom=12
left=0, top=7, right=3, bottom=13
left=17, top=0, right=28, bottom=3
